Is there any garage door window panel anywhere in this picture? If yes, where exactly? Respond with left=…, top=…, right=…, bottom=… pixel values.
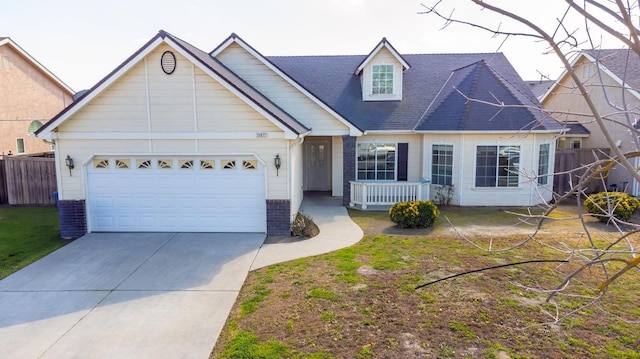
left=200, top=160, right=215, bottom=170
left=158, top=160, right=172, bottom=169
left=223, top=160, right=236, bottom=169
left=179, top=160, right=194, bottom=169
left=137, top=160, right=152, bottom=169
left=115, top=159, right=130, bottom=169
left=243, top=160, right=257, bottom=170
left=94, top=159, right=110, bottom=169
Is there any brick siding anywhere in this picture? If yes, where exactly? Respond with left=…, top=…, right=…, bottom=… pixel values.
left=342, top=135, right=356, bottom=206
left=266, top=199, right=291, bottom=236
left=58, top=200, right=87, bottom=239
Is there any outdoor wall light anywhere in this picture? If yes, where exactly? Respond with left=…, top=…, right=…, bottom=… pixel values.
left=65, top=155, right=75, bottom=176
left=274, top=154, right=281, bottom=176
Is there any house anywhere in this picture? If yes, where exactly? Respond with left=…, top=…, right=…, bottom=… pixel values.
left=540, top=49, right=640, bottom=195
left=36, top=31, right=562, bottom=239
left=0, top=37, right=74, bottom=156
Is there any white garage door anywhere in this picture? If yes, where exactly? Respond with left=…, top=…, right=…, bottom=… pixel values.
left=86, top=156, right=266, bottom=232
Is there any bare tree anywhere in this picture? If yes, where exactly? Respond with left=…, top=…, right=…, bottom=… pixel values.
left=419, top=0, right=640, bottom=324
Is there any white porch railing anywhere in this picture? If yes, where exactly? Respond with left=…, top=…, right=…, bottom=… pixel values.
left=349, top=181, right=430, bottom=209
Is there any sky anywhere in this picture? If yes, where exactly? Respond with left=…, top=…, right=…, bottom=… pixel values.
left=0, top=0, right=627, bottom=92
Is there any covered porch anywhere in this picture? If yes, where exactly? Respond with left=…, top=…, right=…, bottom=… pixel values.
left=349, top=181, right=430, bottom=209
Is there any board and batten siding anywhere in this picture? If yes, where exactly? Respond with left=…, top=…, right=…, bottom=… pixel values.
left=55, top=44, right=290, bottom=201
left=215, top=43, right=350, bottom=135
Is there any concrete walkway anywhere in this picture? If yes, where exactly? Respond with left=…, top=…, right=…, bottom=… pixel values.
left=0, top=195, right=363, bottom=358
left=251, top=195, right=364, bottom=270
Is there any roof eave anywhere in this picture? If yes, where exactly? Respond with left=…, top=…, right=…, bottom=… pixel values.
left=37, top=35, right=166, bottom=138
left=355, top=38, right=410, bottom=76
left=210, top=33, right=363, bottom=135
left=0, top=37, right=75, bottom=95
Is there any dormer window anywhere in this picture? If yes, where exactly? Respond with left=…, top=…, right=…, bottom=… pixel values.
left=356, top=38, right=409, bottom=102
left=372, top=64, right=394, bottom=95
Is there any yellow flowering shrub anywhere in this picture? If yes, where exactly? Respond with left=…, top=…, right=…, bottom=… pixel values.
left=388, top=200, right=440, bottom=228
left=584, top=191, right=640, bottom=223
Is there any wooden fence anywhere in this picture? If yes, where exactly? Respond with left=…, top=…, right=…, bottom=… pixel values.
left=0, top=159, right=7, bottom=204
left=553, top=148, right=610, bottom=195
left=0, top=156, right=57, bottom=205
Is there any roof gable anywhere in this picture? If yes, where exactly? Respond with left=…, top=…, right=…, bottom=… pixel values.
left=271, top=52, right=559, bottom=132
left=37, top=31, right=309, bottom=139
left=541, top=49, right=640, bottom=103
left=355, top=38, right=410, bottom=75
left=0, top=37, right=74, bottom=95
left=415, top=61, right=558, bottom=131
left=210, top=33, right=362, bottom=135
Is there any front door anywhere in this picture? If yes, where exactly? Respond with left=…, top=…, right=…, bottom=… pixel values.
left=304, top=138, right=331, bottom=191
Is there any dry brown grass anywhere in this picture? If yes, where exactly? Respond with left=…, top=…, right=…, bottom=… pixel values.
left=212, top=204, right=640, bottom=359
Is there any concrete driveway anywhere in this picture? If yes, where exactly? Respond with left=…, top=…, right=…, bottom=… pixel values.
left=0, top=232, right=265, bottom=359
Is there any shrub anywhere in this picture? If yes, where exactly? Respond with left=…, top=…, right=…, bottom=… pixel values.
left=388, top=200, right=440, bottom=228
left=290, top=212, right=319, bottom=237
left=583, top=191, right=640, bottom=223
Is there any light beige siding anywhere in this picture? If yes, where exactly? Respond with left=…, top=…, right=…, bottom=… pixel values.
left=215, top=43, right=349, bottom=135
left=194, top=67, right=280, bottom=132
left=56, top=42, right=291, bottom=202
left=361, top=47, right=403, bottom=101
left=63, top=62, right=148, bottom=132
left=543, top=57, right=640, bottom=192
left=290, top=140, right=304, bottom=220
left=357, top=134, right=423, bottom=182
left=423, top=133, right=555, bottom=206
left=55, top=139, right=150, bottom=199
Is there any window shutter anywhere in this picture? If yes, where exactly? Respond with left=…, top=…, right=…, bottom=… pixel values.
left=397, top=143, right=408, bottom=181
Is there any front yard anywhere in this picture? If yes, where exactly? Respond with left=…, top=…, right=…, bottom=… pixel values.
left=212, top=204, right=640, bottom=358
left=0, top=206, right=67, bottom=279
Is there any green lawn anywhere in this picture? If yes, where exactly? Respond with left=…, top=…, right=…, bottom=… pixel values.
left=0, top=206, right=68, bottom=279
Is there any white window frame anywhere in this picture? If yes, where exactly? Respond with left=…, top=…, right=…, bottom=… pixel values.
left=570, top=138, right=582, bottom=149
left=16, top=138, right=25, bottom=154
left=537, top=143, right=551, bottom=185
left=474, top=145, right=521, bottom=188
left=431, top=144, right=454, bottom=186
left=371, top=64, right=395, bottom=95
left=356, top=142, right=397, bottom=181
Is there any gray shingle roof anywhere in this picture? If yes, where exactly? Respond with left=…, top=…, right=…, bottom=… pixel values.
left=560, top=121, right=590, bottom=136
left=585, top=49, right=640, bottom=90
left=526, top=80, right=555, bottom=98
left=269, top=52, right=560, bottom=132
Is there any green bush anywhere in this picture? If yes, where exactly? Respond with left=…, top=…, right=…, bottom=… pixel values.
left=583, top=191, right=640, bottom=223
left=388, top=200, right=440, bottom=228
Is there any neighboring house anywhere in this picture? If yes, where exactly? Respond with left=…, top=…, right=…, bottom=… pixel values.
left=0, top=37, right=74, bottom=155
left=540, top=49, right=640, bottom=195
left=37, top=31, right=561, bottom=238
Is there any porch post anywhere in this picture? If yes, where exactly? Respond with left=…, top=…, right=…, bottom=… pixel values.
left=342, top=135, right=356, bottom=206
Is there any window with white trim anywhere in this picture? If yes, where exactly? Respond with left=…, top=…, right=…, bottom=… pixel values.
left=372, top=64, right=394, bottom=95
left=16, top=138, right=25, bottom=154
left=432, top=144, right=453, bottom=186
left=537, top=143, right=551, bottom=185
left=357, top=143, right=396, bottom=180
left=475, top=145, right=520, bottom=188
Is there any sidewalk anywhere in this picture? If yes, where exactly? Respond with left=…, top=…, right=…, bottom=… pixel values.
left=251, top=195, right=364, bottom=270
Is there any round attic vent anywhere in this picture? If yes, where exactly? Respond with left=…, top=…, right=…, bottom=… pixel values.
left=160, top=51, right=176, bottom=74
